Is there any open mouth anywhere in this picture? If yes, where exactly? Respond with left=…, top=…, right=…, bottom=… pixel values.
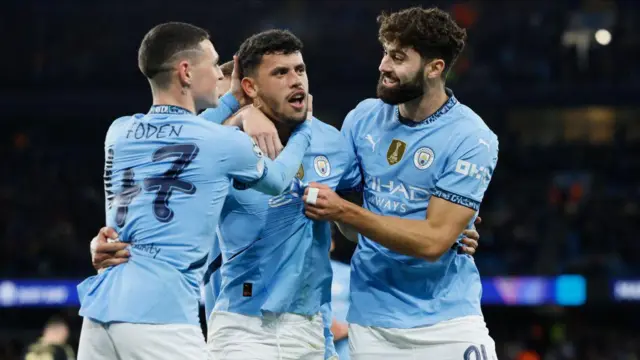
left=382, top=75, right=399, bottom=86
left=288, top=92, right=306, bottom=110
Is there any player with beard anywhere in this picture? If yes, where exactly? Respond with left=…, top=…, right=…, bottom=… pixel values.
left=85, top=21, right=487, bottom=359
left=301, top=7, right=500, bottom=360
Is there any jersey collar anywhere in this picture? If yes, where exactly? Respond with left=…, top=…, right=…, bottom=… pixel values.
left=148, top=105, right=193, bottom=115
left=396, top=88, right=458, bottom=127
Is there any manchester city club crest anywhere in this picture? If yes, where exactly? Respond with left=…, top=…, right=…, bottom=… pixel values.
left=413, top=147, right=435, bottom=170
left=313, top=156, right=331, bottom=177
left=386, top=139, right=407, bottom=165
left=296, top=164, right=305, bottom=180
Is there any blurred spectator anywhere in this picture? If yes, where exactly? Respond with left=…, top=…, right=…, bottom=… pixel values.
left=22, top=316, right=74, bottom=360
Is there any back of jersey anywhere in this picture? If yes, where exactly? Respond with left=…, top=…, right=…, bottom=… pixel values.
left=79, top=105, right=248, bottom=326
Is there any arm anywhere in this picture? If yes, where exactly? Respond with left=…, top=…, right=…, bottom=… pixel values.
left=228, top=95, right=314, bottom=160
left=334, top=190, right=362, bottom=243
left=90, top=227, right=129, bottom=272
left=336, top=196, right=475, bottom=261
left=199, top=92, right=241, bottom=125
left=229, top=120, right=312, bottom=196
left=199, top=56, right=248, bottom=125
left=304, top=132, right=498, bottom=261
left=334, top=107, right=364, bottom=242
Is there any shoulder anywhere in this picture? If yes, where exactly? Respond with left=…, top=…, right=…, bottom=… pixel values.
left=105, top=115, right=134, bottom=144
left=311, top=117, right=340, bottom=139
left=353, top=98, right=384, bottom=113
left=310, top=118, right=353, bottom=156
left=342, top=98, right=387, bottom=130
left=448, top=103, right=498, bottom=147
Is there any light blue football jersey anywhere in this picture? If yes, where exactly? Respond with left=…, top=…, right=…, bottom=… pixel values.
left=77, top=104, right=311, bottom=326
left=320, top=301, right=337, bottom=360
left=203, top=229, right=222, bottom=321
left=330, top=259, right=351, bottom=360
left=342, top=89, right=499, bottom=328
left=205, top=118, right=360, bottom=320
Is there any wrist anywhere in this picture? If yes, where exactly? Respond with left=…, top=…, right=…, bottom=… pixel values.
left=220, top=92, right=241, bottom=113
left=232, top=89, right=248, bottom=107
left=335, top=198, right=360, bottom=223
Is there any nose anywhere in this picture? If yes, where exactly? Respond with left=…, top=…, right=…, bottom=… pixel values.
left=214, top=65, right=223, bottom=80
left=378, top=55, right=392, bottom=73
left=288, top=72, right=303, bottom=88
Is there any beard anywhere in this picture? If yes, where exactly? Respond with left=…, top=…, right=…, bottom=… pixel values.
left=257, top=93, right=307, bottom=125
left=376, top=70, right=425, bottom=105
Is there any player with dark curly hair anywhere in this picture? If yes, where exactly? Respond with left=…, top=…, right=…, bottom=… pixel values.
left=301, top=7, right=500, bottom=359
left=375, top=7, right=467, bottom=106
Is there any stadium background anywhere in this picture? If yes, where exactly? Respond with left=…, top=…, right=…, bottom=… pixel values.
left=2, top=0, right=640, bottom=358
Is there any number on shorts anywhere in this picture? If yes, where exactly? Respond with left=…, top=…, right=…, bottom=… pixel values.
left=463, top=345, right=489, bottom=360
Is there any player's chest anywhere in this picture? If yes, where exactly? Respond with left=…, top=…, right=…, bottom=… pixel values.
left=354, top=126, right=448, bottom=189
left=229, top=150, right=343, bottom=213
left=295, top=148, right=343, bottom=188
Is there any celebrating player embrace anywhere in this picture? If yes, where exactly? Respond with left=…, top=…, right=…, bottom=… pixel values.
left=302, top=7, right=499, bottom=360
left=83, top=6, right=496, bottom=360
left=76, top=22, right=311, bottom=360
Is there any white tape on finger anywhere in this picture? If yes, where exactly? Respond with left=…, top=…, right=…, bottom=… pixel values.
left=306, top=187, right=319, bottom=205
left=90, top=237, right=98, bottom=259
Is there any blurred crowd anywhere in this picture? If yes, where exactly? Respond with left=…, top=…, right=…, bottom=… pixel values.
left=2, top=0, right=640, bottom=278
left=2, top=0, right=640, bottom=359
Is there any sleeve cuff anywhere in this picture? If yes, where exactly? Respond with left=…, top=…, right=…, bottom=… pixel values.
left=432, top=187, right=480, bottom=211
left=220, top=92, right=241, bottom=113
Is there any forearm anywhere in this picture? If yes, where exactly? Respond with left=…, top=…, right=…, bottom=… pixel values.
left=335, top=190, right=363, bottom=242
left=252, top=123, right=311, bottom=195
left=338, top=202, right=452, bottom=261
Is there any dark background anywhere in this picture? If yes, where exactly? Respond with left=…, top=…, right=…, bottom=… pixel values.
left=2, top=0, right=640, bottom=359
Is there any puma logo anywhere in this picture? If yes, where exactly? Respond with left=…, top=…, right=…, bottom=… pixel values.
left=478, top=138, right=491, bottom=151
left=365, top=134, right=380, bottom=151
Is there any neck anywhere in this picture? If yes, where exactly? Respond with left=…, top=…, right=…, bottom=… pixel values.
left=275, top=121, right=295, bottom=145
left=151, top=84, right=196, bottom=114
left=259, top=106, right=297, bottom=145
left=398, top=86, right=448, bottom=122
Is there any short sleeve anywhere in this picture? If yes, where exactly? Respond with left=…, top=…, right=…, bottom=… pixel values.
left=433, top=132, right=499, bottom=211
left=336, top=108, right=362, bottom=191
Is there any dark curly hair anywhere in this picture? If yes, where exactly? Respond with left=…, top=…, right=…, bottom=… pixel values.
left=236, top=29, right=304, bottom=78
left=377, top=7, right=467, bottom=78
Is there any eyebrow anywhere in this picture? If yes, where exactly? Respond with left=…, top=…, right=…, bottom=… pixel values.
left=269, top=63, right=307, bottom=75
left=386, top=47, right=406, bottom=56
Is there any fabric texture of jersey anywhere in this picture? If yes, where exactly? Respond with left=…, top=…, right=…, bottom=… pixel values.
left=341, top=90, right=499, bottom=329
left=320, top=301, right=338, bottom=359
left=78, top=104, right=310, bottom=326
left=207, top=118, right=361, bottom=319
left=330, top=259, right=351, bottom=359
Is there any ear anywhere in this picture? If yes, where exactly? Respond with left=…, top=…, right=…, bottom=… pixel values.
left=425, top=59, right=445, bottom=80
left=241, top=77, right=258, bottom=99
left=177, top=60, right=191, bottom=86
